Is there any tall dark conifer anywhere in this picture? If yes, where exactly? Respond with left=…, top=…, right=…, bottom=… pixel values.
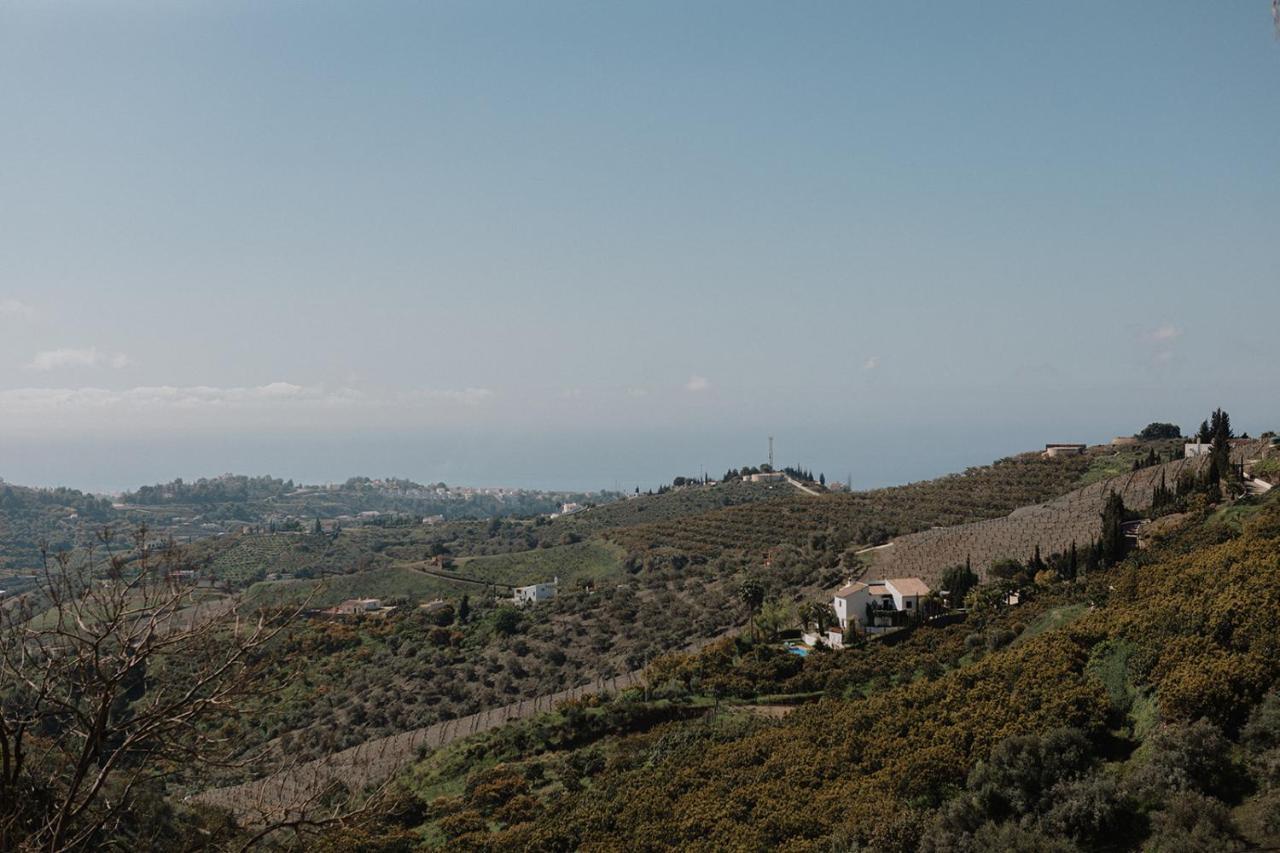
left=1099, top=491, right=1128, bottom=567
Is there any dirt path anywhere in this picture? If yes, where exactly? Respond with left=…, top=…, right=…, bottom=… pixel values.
left=785, top=476, right=822, bottom=497
left=406, top=563, right=513, bottom=590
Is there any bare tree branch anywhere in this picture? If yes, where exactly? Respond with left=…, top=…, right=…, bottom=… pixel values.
left=0, top=528, right=339, bottom=851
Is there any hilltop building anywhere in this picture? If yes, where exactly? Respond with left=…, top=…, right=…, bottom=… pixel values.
left=1043, top=443, right=1087, bottom=458
left=550, top=502, right=584, bottom=519
left=1186, top=438, right=1255, bottom=458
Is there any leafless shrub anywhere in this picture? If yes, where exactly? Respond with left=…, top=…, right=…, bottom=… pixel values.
left=0, top=528, right=378, bottom=850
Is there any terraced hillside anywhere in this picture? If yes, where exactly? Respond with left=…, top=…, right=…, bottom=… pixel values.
left=187, top=531, right=392, bottom=585
left=244, top=540, right=628, bottom=609
left=245, top=566, right=466, bottom=609
left=606, top=451, right=1096, bottom=558
left=871, top=440, right=1270, bottom=586
left=384, top=494, right=1280, bottom=852
left=454, top=539, right=625, bottom=588
left=547, top=478, right=794, bottom=536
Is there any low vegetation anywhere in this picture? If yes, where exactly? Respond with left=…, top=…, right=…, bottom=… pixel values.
left=386, top=494, right=1280, bottom=851
left=7, top=415, right=1277, bottom=851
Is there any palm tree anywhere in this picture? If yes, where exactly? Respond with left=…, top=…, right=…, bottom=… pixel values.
left=803, top=600, right=833, bottom=635
left=739, top=578, right=765, bottom=640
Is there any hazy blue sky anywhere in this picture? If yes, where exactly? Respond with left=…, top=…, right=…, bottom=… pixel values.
left=1, top=2, right=1277, bottom=492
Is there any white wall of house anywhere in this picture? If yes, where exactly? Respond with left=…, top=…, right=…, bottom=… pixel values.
left=513, top=582, right=557, bottom=605
left=833, top=585, right=871, bottom=629
left=884, top=581, right=923, bottom=614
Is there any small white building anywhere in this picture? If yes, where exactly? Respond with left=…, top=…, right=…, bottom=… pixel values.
left=550, top=502, right=584, bottom=519
left=1185, top=442, right=1212, bottom=458
left=1044, top=443, right=1087, bottom=458
left=513, top=578, right=558, bottom=606
left=333, top=598, right=383, bottom=615
left=832, top=577, right=931, bottom=636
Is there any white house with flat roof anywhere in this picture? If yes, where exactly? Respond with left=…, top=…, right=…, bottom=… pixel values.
left=513, top=578, right=558, bottom=606
left=1044, top=443, right=1087, bottom=458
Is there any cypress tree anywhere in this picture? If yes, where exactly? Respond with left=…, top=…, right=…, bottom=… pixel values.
left=1099, top=491, right=1128, bottom=567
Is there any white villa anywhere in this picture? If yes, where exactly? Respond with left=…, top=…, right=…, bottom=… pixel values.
left=513, top=578, right=558, bottom=606
left=828, top=577, right=931, bottom=646
left=328, top=598, right=390, bottom=618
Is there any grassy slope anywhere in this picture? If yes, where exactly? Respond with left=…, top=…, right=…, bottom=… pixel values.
left=545, top=479, right=794, bottom=536
left=455, top=539, right=624, bottom=587
left=245, top=566, right=460, bottom=608
left=244, top=539, right=628, bottom=609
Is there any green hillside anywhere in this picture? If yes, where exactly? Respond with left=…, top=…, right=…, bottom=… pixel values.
left=244, top=565, right=464, bottom=609
left=456, top=539, right=625, bottom=588
left=545, top=478, right=793, bottom=536
left=384, top=494, right=1280, bottom=851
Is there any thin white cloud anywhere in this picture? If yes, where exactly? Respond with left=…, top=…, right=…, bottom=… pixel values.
left=0, top=382, right=494, bottom=433
left=1139, top=323, right=1182, bottom=366
left=0, top=383, right=343, bottom=413
left=863, top=356, right=880, bottom=371
left=684, top=375, right=710, bottom=392
left=398, top=387, right=494, bottom=406
left=27, top=347, right=131, bottom=371
left=0, top=299, right=34, bottom=320
left=1143, top=324, right=1183, bottom=343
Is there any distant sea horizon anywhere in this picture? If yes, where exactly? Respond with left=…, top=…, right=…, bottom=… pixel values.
left=0, top=420, right=1149, bottom=497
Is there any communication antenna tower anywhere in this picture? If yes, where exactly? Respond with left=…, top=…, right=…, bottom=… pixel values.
left=768, top=436, right=774, bottom=470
